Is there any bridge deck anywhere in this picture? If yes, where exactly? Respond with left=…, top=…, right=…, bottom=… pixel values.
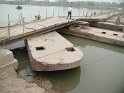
left=0, top=17, right=74, bottom=45
left=73, top=11, right=121, bottom=22
left=0, top=11, right=122, bottom=46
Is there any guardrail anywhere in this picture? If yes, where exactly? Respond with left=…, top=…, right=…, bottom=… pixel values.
left=0, top=10, right=121, bottom=47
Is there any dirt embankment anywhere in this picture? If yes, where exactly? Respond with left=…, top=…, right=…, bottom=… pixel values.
left=0, top=63, right=46, bottom=93
left=0, top=48, right=47, bottom=93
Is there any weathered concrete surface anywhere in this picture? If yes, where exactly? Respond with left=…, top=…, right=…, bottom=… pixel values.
left=27, top=31, right=83, bottom=71
left=0, top=68, right=45, bottom=93
left=96, top=22, right=124, bottom=31
left=59, top=26, right=124, bottom=46
left=76, top=21, right=89, bottom=26
left=0, top=48, right=45, bottom=93
left=107, top=13, right=124, bottom=25
left=0, top=17, right=74, bottom=46
left=0, top=48, right=18, bottom=69
left=95, top=12, right=124, bottom=31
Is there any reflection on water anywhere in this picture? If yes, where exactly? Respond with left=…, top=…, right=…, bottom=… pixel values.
left=61, top=34, right=124, bottom=93
left=12, top=34, right=124, bottom=93
left=12, top=48, right=29, bottom=71
left=5, top=40, right=25, bottom=50
left=35, top=67, right=81, bottom=93
left=12, top=48, right=81, bottom=93
left=62, top=33, right=124, bottom=54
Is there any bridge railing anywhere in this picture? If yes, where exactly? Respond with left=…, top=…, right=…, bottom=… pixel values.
left=0, top=10, right=120, bottom=47
left=0, top=12, right=49, bottom=39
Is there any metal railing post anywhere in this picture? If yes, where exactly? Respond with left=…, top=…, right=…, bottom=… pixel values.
left=53, top=9, right=54, bottom=17
left=38, top=10, right=41, bottom=20
left=20, top=13, right=24, bottom=34
left=78, top=9, right=80, bottom=17
left=2, top=40, right=6, bottom=48
left=46, top=8, right=47, bottom=19
left=90, top=12, right=92, bottom=20
left=83, top=11, right=84, bottom=17
left=18, top=13, right=21, bottom=24
left=58, top=7, right=59, bottom=17
left=8, top=14, right=10, bottom=38
left=86, top=11, right=88, bottom=18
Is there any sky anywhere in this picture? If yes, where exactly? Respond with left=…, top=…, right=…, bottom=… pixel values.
left=37, top=0, right=124, bottom=3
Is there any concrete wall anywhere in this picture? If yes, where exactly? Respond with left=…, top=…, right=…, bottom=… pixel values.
left=0, top=48, right=18, bottom=70
left=0, top=47, right=45, bottom=93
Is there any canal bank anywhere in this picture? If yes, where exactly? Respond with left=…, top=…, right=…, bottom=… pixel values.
left=0, top=47, right=46, bottom=93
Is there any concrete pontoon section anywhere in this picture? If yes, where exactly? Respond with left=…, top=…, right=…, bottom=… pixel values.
left=96, top=22, right=124, bottom=31
left=0, top=47, right=18, bottom=82
left=27, top=31, right=83, bottom=71
left=60, top=25, right=124, bottom=46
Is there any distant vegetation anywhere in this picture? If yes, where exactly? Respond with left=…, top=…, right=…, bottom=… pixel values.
left=0, top=0, right=124, bottom=9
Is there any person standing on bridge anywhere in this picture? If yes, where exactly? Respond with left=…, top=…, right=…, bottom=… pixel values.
left=67, top=7, right=72, bottom=19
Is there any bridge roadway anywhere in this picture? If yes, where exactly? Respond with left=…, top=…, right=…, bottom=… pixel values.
left=0, top=17, right=74, bottom=46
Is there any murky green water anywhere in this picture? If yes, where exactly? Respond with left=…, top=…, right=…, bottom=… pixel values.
left=12, top=33, right=124, bottom=93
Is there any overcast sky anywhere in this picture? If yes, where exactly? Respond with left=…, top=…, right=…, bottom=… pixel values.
left=37, top=0, right=123, bottom=3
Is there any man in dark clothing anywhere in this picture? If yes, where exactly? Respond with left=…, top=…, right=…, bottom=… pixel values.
left=67, top=7, right=72, bottom=19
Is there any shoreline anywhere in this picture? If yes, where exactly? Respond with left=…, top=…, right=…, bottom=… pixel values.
left=0, top=2, right=120, bottom=10
left=0, top=47, right=54, bottom=93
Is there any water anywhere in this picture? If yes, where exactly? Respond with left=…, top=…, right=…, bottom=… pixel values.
left=0, top=4, right=102, bottom=27
left=12, top=33, right=124, bottom=93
